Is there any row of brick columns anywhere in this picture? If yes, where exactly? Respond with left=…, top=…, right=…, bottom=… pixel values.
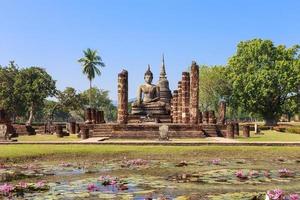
left=85, top=108, right=105, bottom=124
left=171, top=62, right=199, bottom=124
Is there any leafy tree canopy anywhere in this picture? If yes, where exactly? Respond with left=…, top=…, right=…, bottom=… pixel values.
left=14, top=67, right=56, bottom=124
left=227, top=39, right=300, bottom=125
left=199, top=65, right=231, bottom=112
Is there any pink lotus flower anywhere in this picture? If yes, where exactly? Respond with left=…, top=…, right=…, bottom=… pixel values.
left=36, top=180, right=46, bottom=188
left=0, top=183, right=14, bottom=196
left=267, top=189, right=284, bottom=200
left=98, top=175, right=118, bottom=186
left=278, top=168, right=294, bottom=178
left=212, top=159, right=221, bottom=165
left=235, top=170, right=248, bottom=180
left=0, top=163, right=6, bottom=169
left=87, top=183, right=99, bottom=192
left=290, top=194, right=299, bottom=200
left=18, top=181, right=28, bottom=189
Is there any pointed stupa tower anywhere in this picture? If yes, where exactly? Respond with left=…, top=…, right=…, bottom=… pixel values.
left=158, top=54, right=172, bottom=104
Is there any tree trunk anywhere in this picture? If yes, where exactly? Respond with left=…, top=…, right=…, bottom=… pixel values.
left=26, top=103, right=34, bottom=125
left=264, top=117, right=278, bottom=126
left=89, top=80, right=92, bottom=108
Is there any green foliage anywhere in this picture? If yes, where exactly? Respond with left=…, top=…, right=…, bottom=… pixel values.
left=78, top=48, right=105, bottom=106
left=0, top=61, right=26, bottom=120
left=285, top=127, right=300, bottom=134
left=227, top=39, right=300, bottom=125
left=14, top=67, right=56, bottom=124
left=199, top=65, right=231, bottom=111
left=81, top=87, right=117, bottom=121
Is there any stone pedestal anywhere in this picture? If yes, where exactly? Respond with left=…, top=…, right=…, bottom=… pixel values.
left=233, top=122, right=239, bottom=136
left=243, top=125, right=250, bottom=137
left=190, top=62, right=199, bottom=124
left=56, top=124, right=64, bottom=138
left=208, top=111, right=217, bottom=124
left=0, top=124, right=8, bottom=141
left=226, top=123, right=234, bottom=139
left=218, top=101, right=226, bottom=125
left=117, top=70, right=128, bottom=124
left=80, top=125, right=89, bottom=139
left=159, top=125, right=169, bottom=140
left=85, top=108, right=92, bottom=124
left=182, top=72, right=190, bottom=124
left=171, top=90, right=178, bottom=123
left=177, top=81, right=182, bottom=123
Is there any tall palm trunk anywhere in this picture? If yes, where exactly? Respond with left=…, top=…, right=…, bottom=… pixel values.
left=89, top=79, right=92, bottom=108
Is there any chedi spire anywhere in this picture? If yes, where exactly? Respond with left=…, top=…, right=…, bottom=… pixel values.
left=158, top=54, right=172, bottom=104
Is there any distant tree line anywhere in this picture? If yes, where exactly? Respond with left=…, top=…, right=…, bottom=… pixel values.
left=0, top=62, right=116, bottom=124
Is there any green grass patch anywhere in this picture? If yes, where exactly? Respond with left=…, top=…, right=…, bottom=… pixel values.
left=237, top=130, right=300, bottom=141
left=17, top=134, right=80, bottom=141
left=1, top=144, right=300, bottom=160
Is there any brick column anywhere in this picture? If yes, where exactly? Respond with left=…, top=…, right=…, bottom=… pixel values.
left=198, top=109, right=203, bottom=124
left=171, top=90, right=178, bottom=123
left=190, top=62, right=199, bottom=124
left=117, top=70, right=128, bottom=124
left=226, top=123, right=234, bottom=139
left=177, top=81, right=182, bottom=123
left=182, top=72, right=190, bottom=124
left=243, top=125, right=250, bottom=137
left=91, top=108, right=97, bottom=124
left=85, top=108, right=92, bottom=123
left=218, top=101, right=226, bottom=125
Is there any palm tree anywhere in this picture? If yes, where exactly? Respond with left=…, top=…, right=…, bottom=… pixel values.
left=78, top=48, right=105, bottom=107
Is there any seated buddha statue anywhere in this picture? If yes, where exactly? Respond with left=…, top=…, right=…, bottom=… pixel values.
left=131, top=65, right=167, bottom=115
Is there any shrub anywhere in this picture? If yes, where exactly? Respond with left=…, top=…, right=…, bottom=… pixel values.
left=286, top=127, right=300, bottom=134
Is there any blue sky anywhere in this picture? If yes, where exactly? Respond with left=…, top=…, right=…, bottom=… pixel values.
left=1, top=0, right=300, bottom=100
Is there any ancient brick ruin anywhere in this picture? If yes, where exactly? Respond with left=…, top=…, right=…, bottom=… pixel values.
left=90, top=59, right=231, bottom=139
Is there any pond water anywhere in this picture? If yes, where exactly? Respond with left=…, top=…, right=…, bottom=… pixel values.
left=1, top=158, right=299, bottom=199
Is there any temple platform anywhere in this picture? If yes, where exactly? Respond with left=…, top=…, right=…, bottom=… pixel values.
left=128, top=114, right=172, bottom=123
left=90, top=123, right=226, bottom=139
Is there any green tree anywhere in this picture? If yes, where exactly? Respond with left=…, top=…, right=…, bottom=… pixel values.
left=0, top=61, right=26, bottom=121
left=55, top=87, right=85, bottom=120
left=78, top=48, right=105, bottom=107
left=198, top=65, right=231, bottom=111
left=80, top=87, right=117, bottom=121
left=14, top=67, right=57, bottom=125
left=227, top=39, right=300, bottom=125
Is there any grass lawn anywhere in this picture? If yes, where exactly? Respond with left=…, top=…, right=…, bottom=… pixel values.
left=1, top=144, right=300, bottom=160
left=237, top=130, right=300, bottom=142
left=16, top=134, right=80, bottom=141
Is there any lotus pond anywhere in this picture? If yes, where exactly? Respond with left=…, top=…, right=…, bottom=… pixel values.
left=0, top=145, right=300, bottom=199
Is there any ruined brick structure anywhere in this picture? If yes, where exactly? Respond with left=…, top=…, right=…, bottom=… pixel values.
left=117, top=70, right=128, bottom=124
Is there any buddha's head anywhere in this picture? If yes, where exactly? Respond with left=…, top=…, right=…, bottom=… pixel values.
left=144, top=65, right=153, bottom=84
